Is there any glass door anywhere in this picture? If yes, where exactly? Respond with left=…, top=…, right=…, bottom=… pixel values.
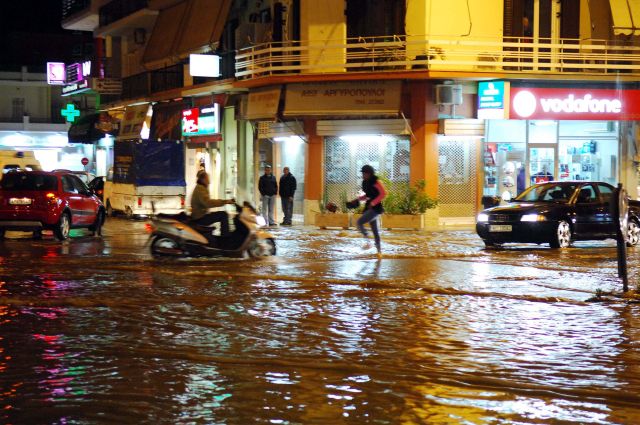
left=528, top=145, right=556, bottom=185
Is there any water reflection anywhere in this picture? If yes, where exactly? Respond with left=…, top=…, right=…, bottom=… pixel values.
left=0, top=222, right=639, bottom=423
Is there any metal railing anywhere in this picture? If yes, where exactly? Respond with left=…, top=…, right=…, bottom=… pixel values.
left=235, top=35, right=640, bottom=79
left=62, top=0, right=91, bottom=20
left=121, top=64, right=184, bottom=100
left=99, top=0, right=149, bottom=27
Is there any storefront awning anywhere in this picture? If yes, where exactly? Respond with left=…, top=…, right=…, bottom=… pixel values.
left=68, top=113, right=118, bottom=144
left=609, top=0, right=640, bottom=36
left=142, top=1, right=189, bottom=68
left=174, top=0, right=232, bottom=58
left=143, top=0, right=231, bottom=69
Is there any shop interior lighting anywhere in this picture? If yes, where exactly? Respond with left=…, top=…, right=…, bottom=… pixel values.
left=273, top=136, right=305, bottom=144
left=1, top=133, right=32, bottom=146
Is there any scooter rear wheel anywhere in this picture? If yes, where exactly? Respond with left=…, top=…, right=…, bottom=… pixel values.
left=151, top=236, right=185, bottom=257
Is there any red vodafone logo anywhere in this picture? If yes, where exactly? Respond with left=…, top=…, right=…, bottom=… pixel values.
left=509, top=87, right=639, bottom=120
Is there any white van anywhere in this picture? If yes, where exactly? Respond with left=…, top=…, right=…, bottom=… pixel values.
left=0, top=151, right=42, bottom=174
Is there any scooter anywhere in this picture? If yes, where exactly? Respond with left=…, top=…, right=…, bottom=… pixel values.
left=147, top=202, right=276, bottom=258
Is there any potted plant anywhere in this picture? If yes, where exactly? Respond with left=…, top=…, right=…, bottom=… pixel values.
left=381, top=179, right=438, bottom=230
left=314, top=191, right=351, bottom=229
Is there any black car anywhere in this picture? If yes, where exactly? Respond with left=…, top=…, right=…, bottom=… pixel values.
left=476, top=182, right=640, bottom=248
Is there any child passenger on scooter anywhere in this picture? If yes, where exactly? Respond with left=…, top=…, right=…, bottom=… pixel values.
left=190, top=171, right=235, bottom=235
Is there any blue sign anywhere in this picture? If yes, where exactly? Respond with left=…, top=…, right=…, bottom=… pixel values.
left=478, top=81, right=505, bottom=110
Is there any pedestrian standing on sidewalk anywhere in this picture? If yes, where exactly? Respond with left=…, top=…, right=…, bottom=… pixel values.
left=279, top=166, right=297, bottom=226
left=355, top=164, right=386, bottom=256
left=258, top=165, right=278, bottom=226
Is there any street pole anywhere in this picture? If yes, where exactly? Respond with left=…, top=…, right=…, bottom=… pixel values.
left=611, top=183, right=629, bottom=292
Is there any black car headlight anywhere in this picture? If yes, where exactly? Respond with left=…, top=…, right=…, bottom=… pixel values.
left=520, top=214, right=547, bottom=222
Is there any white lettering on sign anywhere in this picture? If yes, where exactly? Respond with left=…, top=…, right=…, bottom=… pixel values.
left=82, top=61, right=91, bottom=77
left=539, top=94, right=622, bottom=114
left=513, top=90, right=623, bottom=117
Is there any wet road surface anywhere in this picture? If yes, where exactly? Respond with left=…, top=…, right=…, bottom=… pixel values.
left=1, top=218, right=640, bottom=424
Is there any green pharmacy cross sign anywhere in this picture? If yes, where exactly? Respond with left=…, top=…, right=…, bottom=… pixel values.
left=61, top=103, right=80, bottom=122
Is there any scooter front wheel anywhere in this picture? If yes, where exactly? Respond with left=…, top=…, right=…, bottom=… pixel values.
left=247, top=238, right=276, bottom=257
left=150, top=236, right=185, bottom=257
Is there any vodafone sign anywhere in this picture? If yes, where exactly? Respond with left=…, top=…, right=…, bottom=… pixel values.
left=510, top=87, right=640, bottom=120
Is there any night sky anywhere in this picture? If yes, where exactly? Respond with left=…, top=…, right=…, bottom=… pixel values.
left=0, top=1, right=64, bottom=35
left=0, top=1, right=89, bottom=70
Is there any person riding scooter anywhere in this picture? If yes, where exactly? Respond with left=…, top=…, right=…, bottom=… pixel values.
left=190, top=171, right=235, bottom=235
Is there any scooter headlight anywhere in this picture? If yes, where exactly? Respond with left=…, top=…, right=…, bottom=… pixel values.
left=256, top=216, right=266, bottom=227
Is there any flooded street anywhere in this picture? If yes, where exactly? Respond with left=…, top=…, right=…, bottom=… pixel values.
left=1, top=218, right=640, bottom=424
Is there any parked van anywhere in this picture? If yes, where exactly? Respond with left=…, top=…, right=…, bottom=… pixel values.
left=104, top=140, right=186, bottom=218
left=0, top=151, right=42, bottom=174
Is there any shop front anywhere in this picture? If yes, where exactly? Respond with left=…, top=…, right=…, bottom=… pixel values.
left=182, top=102, right=223, bottom=201
left=281, top=80, right=407, bottom=224
left=0, top=130, right=96, bottom=173
left=479, top=83, right=640, bottom=205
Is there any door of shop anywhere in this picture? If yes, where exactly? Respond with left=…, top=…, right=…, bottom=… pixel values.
left=528, top=144, right=556, bottom=186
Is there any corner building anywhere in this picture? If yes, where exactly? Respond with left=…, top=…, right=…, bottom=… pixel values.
left=63, top=0, right=640, bottom=223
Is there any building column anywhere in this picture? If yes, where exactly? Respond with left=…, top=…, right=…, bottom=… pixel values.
left=303, top=119, right=323, bottom=225
left=408, top=81, right=439, bottom=200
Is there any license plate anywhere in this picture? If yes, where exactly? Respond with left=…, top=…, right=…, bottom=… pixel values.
left=489, top=225, right=512, bottom=232
left=9, top=198, right=32, bottom=205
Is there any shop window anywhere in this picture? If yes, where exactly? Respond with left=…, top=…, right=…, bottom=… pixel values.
left=558, top=138, right=618, bottom=184
left=486, top=120, right=526, bottom=144
left=528, top=120, right=557, bottom=144
left=323, top=136, right=409, bottom=208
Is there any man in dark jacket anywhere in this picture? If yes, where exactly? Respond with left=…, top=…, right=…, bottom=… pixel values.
left=258, top=165, right=278, bottom=226
left=279, top=166, right=297, bottom=225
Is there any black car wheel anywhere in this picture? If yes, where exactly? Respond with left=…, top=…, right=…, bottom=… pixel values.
left=626, top=219, right=640, bottom=247
left=0, top=229, right=5, bottom=240
left=550, top=220, right=572, bottom=249
left=54, top=212, right=71, bottom=241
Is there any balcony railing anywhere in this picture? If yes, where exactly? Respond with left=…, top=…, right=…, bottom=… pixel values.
left=62, top=0, right=91, bottom=20
left=99, top=0, right=148, bottom=28
left=121, top=64, right=184, bottom=100
left=235, top=35, right=640, bottom=80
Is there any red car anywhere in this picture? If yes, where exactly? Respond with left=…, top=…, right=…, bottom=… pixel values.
left=0, top=170, right=105, bottom=240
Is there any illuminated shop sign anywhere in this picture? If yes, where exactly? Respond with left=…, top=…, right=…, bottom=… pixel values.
left=182, top=104, right=220, bottom=136
left=66, top=61, right=92, bottom=83
left=478, top=81, right=509, bottom=119
left=189, top=54, right=220, bottom=77
left=509, top=87, right=640, bottom=120
left=47, top=62, right=66, bottom=85
left=61, top=79, right=91, bottom=96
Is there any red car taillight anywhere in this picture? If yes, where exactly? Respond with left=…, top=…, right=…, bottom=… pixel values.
left=46, top=192, right=58, bottom=204
left=138, top=197, right=142, bottom=207
left=180, top=196, right=185, bottom=207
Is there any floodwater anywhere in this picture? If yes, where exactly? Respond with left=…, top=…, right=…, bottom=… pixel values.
left=1, top=219, right=640, bottom=424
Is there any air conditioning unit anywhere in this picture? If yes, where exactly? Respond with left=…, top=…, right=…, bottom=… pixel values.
left=435, top=84, right=463, bottom=105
